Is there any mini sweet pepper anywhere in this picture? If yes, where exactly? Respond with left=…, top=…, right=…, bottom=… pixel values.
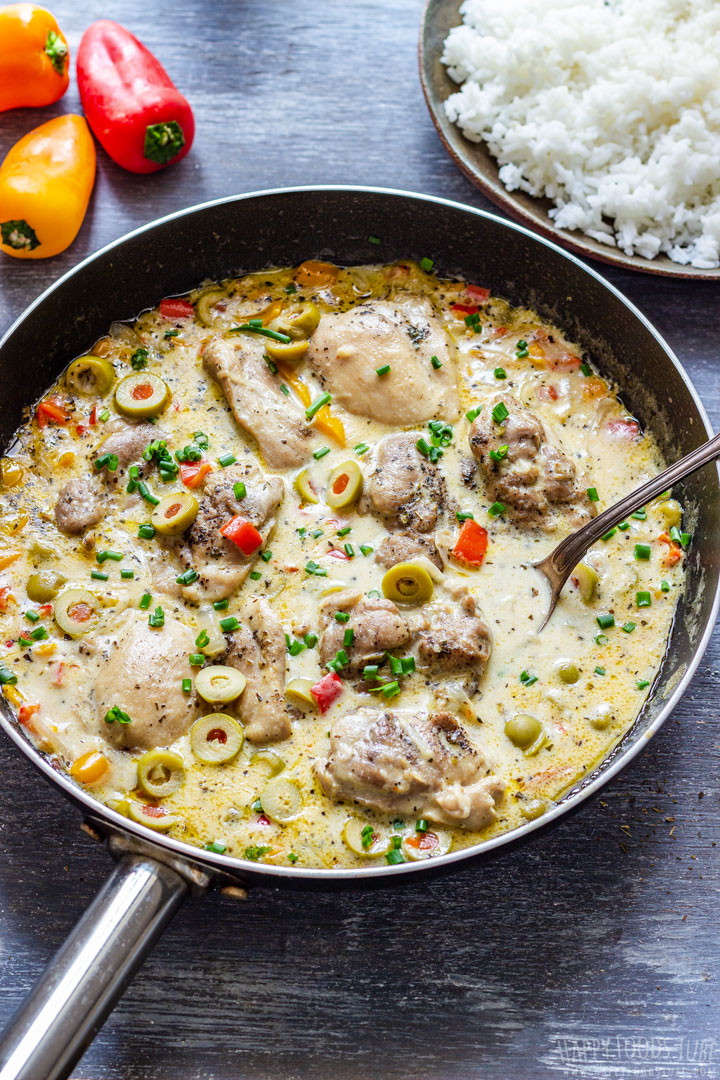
left=0, top=3, right=69, bottom=112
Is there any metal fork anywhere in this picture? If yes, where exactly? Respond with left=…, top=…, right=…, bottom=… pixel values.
left=534, top=430, right=720, bottom=630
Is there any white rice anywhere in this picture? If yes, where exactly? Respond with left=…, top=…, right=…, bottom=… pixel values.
left=442, top=0, right=720, bottom=268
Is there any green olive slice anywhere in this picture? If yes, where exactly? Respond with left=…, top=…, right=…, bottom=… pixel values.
left=504, top=713, right=542, bottom=750
left=195, top=665, right=246, bottom=705
left=115, top=372, right=170, bottom=419
left=264, top=339, right=309, bottom=363
left=136, top=749, right=185, bottom=798
left=250, top=750, right=285, bottom=777
left=151, top=492, right=199, bottom=536
left=127, top=800, right=179, bottom=832
left=26, top=570, right=66, bottom=603
left=402, top=827, right=452, bottom=861
left=285, top=677, right=316, bottom=707
left=382, top=562, right=434, bottom=605
left=195, top=287, right=229, bottom=327
left=574, top=562, right=598, bottom=603
left=659, top=498, right=682, bottom=527
left=55, top=588, right=101, bottom=637
left=259, top=777, right=302, bottom=824
left=557, top=661, right=579, bottom=684
left=66, top=355, right=116, bottom=396
left=343, top=817, right=390, bottom=857
left=326, top=460, right=363, bottom=509
left=293, top=469, right=319, bottom=504
left=190, top=713, right=244, bottom=763
left=272, top=302, right=321, bottom=340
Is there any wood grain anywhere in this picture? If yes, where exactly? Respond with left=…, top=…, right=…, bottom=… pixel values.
left=1, top=2, right=720, bottom=1079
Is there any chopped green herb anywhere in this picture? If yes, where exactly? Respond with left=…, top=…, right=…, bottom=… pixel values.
left=189, top=653, right=205, bottom=667
left=580, top=362, right=592, bottom=376
left=98, top=409, right=110, bottom=422
left=595, top=633, right=608, bottom=645
left=148, top=606, right=165, bottom=628
left=487, top=501, right=506, bottom=518
left=367, top=589, right=381, bottom=598
left=636, top=591, right=652, bottom=608
left=344, top=543, right=355, bottom=558
left=203, top=841, right=227, bottom=854
left=104, top=705, right=131, bottom=724
left=587, top=487, right=599, bottom=502
left=264, top=355, right=279, bottom=375
left=360, top=545, right=373, bottom=556
left=195, top=629, right=209, bottom=649
left=622, top=621, right=636, bottom=633
left=334, top=611, right=350, bottom=623
left=249, top=570, right=262, bottom=580
left=520, top=670, right=538, bottom=686
left=176, top=568, right=199, bottom=586
left=137, top=481, right=159, bottom=506
left=287, top=639, right=306, bottom=657
left=363, top=665, right=379, bottom=680
left=30, top=626, right=48, bottom=641
left=466, top=406, right=481, bottom=422
left=213, top=599, right=229, bottom=610
left=244, top=845, right=271, bottom=861
left=311, top=528, right=324, bottom=539
left=304, top=633, right=318, bottom=649
left=368, top=235, right=382, bottom=245
left=601, top=528, right=617, bottom=541
left=354, top=442, right=369, bottom=455
left=164, top=328, right=180, bottom=339
left=96, top=550, right=123, bottom=564
left=288, top=852, right=299, bottom=863
left=634, top=544, right=651, bottom=560
left=260, top=550, right=272, bottom=562
left=680, top=531, right=691, bottom=548
left=24, top=610, right=40, bottom=623
left=375, top=364, right=391, bottom=377
left=431, top=355, right=443, bottom=370
left=218, top=453, right=236, bottom=468
left=386, top=849, right=405, bottom=865
left=313, top=446, right=331, bottom=460
left=456, top=511, right=474, bottom=522
left=91, top=570, right=109, bottom=581
left=17, top=636, right=32, bottom=648
left=401, top=656, right=415, bottom=675
left=306, top=392, right=332, bottom=420
left=0, top=667, right=17, bottom=685
left=304, top=561, right=327, bottom=576
left=131, top=347, right=149, bottom=370
left=631, top=510, right=647, bottom=520
left=494, top=367, right=507, bottom=379
left=334, top=650, right=349, bottom=668
left=491, top=401, right=509, bottom=424
left=596, top=613, right=615, bottom=629
left=618, top=521, right=630, bottom=531
left=139, top=593, right=152, bottom=610
left=516, top=339, right=529, bottom=358
left=381, top=681, right=401, bottom=698
left=336, top=526, right=351, bottom=537
left=230, top=324, right=291, bottom=343
left=233, top=481, right=246, bottom=501
left=420, top=256, right=434, bottom=272
left=94, top=452, right=119, bottom=473
left=489, top=444, right=509, bottom=462
left=636, top=679, right=650, bottom=690
left=594, top=666, right=606, bottom=676
left=416, top=819, right=429, bottom=833
left=220, top=616, right=240, bottom=632
left=121, top=569, right=134, bottom=580
left=343, top=628, right=354, bottom=648
left=660, top=580, right=670, bottom=592
left=280, top=383, right=290, bottom=396
left=182, top=678, right=192, bottom=693
left=285, top=283, right=297, bottom=294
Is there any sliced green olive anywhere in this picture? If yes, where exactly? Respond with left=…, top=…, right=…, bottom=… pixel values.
left=557, top=661, right=579, bottom=685
left=66, top=355, right=116, bottom=396
left=343, top=817, right=390, bottom=857
left=264, top=339, right=309, bottom=363
left=293, top=468, right=319, bottom=504
left=273, top=302, right=321, bottom=340
left=195, top=665, right=246, bottom=705
left=659, top=499, right=682, bottom=528
left=250, top=750, right=285, bottom=776
left=520, top=798, right=547, bottom=821
left=326, top=460, right=363, bottom=509
left=26, top=570, right=66, bottom=603
left=574, top=562, right=598, bottom=603
left=136, top=749, right=185, bottom=798
left=195, top=287, right=229, bottom=327
left=402, top=827, right=452, bottom=861
left=106, top=797, right=131, bottom=818
left=382, top=562, right=434, bottom=605
left=55, top=588, right=101, bottom=637
left=259, top=777, right=302, bottom=824
left=151, top=492, right=199, bottom=536
left=285, top=677, right=317, bottom=707
left=115, top=372, right=170, bottom=419
left=190, top=713, right=244, bottom=763
left=505, top=713, right=542, bottom=750
left=127, top=800, right=179, bottom=832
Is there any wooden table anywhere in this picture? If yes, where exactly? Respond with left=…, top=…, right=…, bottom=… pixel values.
left=1, top=3, right=719, bottom=1078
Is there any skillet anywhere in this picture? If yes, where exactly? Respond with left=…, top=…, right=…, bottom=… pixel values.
left=0, top=186, right=717, bottom=1080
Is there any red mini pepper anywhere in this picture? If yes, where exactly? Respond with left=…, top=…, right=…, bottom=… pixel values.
left=77, top=20, right=194, bottom=174
left=310, top=672, right=344, bottom=714
left=159, top=297, right=194, bottom=319
left=220, top=516, right=263, bottom=556
left=452, top=520, right=488, bottom=567
left=180, top=460, right=212, bottom=488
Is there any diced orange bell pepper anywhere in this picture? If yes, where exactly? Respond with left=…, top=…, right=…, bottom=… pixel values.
left=0, top=114, right=96, bottom=259
left=70, top=750, right=109, bottom=784
left=452, top=520, right=488, bottom=567
left=0, top=586, right=13, bottom=611
left=312, top=404, right=345, bottom=445
left=659, top=531, right=683, bottom=566
left=37, top=396, right=71, bottom=426
left=0, top=4, right=69, bottom=112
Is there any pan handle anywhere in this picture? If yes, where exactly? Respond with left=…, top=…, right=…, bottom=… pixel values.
left=0, top=853, right=190, bottom=1080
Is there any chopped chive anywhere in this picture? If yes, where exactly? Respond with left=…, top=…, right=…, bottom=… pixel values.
left=280, top=383, right=290, bottom=396
left=489, top=444, right=509, bottom=462
left=420, top=256, right=434, bottom=272
left=368, top=235, right=382, bottom=245
left=18, top=636, right=32, bottom=648
left=466, top=406, right=481, bottom=422
left=416, top=818, right=429, bottom=833
left=104, top=705, right=131, bottom=724
left=520, top=670, right=538, bottom=686
left=594, top=666, right=606, bottom=676
left=464, top=312, right=480, bottom=329
left=30, top=626, right=48, bottom=641
left=494, top=367, right=507, bottom=379
left=93, top=452, right=119, bottom=473
left=634, top=544, right=651, bottom=560
left=336, top=526, right=351, bottom=537
left=385, top=849, right=405, bottom=865
left=121, top=569, right=135, bottom=580
left=389, top=655, right=403, bottom=676
left=176, top=568, right=199, bottom=585
left=288, top=852, right=299, bottom=864
left=139, top=593, right=152, bottom=610
left=305, top=561, right=327, bottom=576
left=375, top=364, right=391, bottom=377
left=487, top=501, right=506, bottom=517
left=234, top=481, right=247, bottom=501
left=182, top=678, right=192, bottom=693
left=230, top=324, right=291, bottom=343
left=334, top=649, right=349, bottom=668
left=343, top=628, right=354, bottom=647
left=354, top=442, right=369, bottom=455
left=24, top=610, right=40, bottom=623
left=622, top=621, right=636, bottom=633
left=660, top=580, right=670, bottom=592
left=91, top=570, right=109, bottom=581
left=595, top=633, right=608, bottom=645
left=96, top=550, right=123, bottom=563
left=285, top=283, right=297, bottom=294
left=456, top=511, right=474, bottom=522
left=264, top=355, right=278, bottom=375
left=360, top=545, right=373, bottom=556
left=306, top=393, right=332, bottom=420
left=288, top=639, right=305, bottom=657
left=367, top=589, right=381, bottom=598
left=313, top=446, right=331, bottom=460
left=195, top=629, right=209, bottom=649
left=0, top=667, right=17, bottom=685
left=516, top=339, right=529, bottom=358
left=680, top=532, right=691, bottom=548
left=363, top=665, right=379, bottom=680
left=189, top=653, right=205, bottom=667
left=587, top=487, right=599, bottom=502
left=344, top=543, right=355, bottom=558
left=311, top=528, right=324, bottom=539
left=617, top=521, right=630, bottom=531
left=98, top=408, right=110, bottom=422
left=431, top=355, right=443, bottom=370
left=601, top=528, right=617, bottom=541
left=636, top=679, right=650, bottom=689
left=636, top=591, right=652, bottom=608
left=213, top=599, right=229, bottom=610
left=203, top=841, right=227, bottom=854
left=164, top=328, right=180, bottom=339
left=631, top=510, right=647, bottom=520
left=334, top=611, right=350, bottom=623
left=249, top=570, right=262, bottom=580
left=137, top=481, right=159, bottom=506
left=381, top=680, right=401, bottom=698
left=148, top=606, right=165, bottom=628
left=220, top=616, right=240, bottom=632
left=596, top=613, right=615, bottom=629
left=491, top=401, right=509, bottom=424
left=401, top=656, right=415, bottom=674
left=580, top=362, right=592, bottom=376
left=304, top=633, right=318, bottom=649
left=260, top=550, right=272, bottom=562
left=218, top=453, right=236, bottom=468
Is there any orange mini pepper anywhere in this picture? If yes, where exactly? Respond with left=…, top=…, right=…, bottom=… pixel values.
left=0, top=115, right=96, bottom=258
left=0, top=4, right=69, bottom=112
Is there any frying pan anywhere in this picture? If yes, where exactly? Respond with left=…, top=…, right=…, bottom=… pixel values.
left=0, top=186, right=717, bottom=1080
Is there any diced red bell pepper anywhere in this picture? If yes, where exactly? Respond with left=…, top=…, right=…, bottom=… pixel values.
left=452, top=520, right=489, bottom=567
left=466, top=284, right=490, bottom=302
left=180, top=460, right=212, bottom=488
left=77, top=20, right=194, bottom=174
left=327, top=547, right=349, bottom=560
left=158, top=297, right=194, bottom=319
left=606, top=418, right=640, bottom=441
left=18, top=703, right=40, bottom=728
left=89, top=405, right=97, bottom=425
left=659, top=532, right=683, bottom=566
left=536, top=384, right=559, bottom=402
left=38, top=603, right=53, bottom=617
left=220, top=516, right=263, bottom=556
left=310, top=671, right=344, bottom=714
left=0, top=587, right=12, bottom=612
left=37, top=398, right=71, bottom=426
left=451, top=303, right=479, bottom=316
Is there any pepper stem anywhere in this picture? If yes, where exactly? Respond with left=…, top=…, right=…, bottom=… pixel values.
left=143, top=121, right=186, bottom=165
left=45, top=30, right=68, bottom=75
left=1, top=220, right=40, bottom=251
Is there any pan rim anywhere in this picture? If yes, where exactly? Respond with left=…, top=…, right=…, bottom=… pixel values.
left=1, top=183, right=717, bottom=882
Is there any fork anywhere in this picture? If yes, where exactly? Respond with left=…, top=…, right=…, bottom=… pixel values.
left=533, top=429, right=720, bottom=630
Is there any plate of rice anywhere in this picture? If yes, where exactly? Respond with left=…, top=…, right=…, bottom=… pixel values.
left=419, top=0, right=720, bottom=277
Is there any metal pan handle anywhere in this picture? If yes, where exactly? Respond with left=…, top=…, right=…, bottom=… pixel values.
left=0, top=854, right=189, bottom=1080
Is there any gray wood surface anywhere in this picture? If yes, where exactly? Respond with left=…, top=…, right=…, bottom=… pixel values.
left=1, top=2, right=719, bottom=1078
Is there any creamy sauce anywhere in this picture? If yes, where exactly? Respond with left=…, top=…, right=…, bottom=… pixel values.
left=0, top=261, right=686, bottom=868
